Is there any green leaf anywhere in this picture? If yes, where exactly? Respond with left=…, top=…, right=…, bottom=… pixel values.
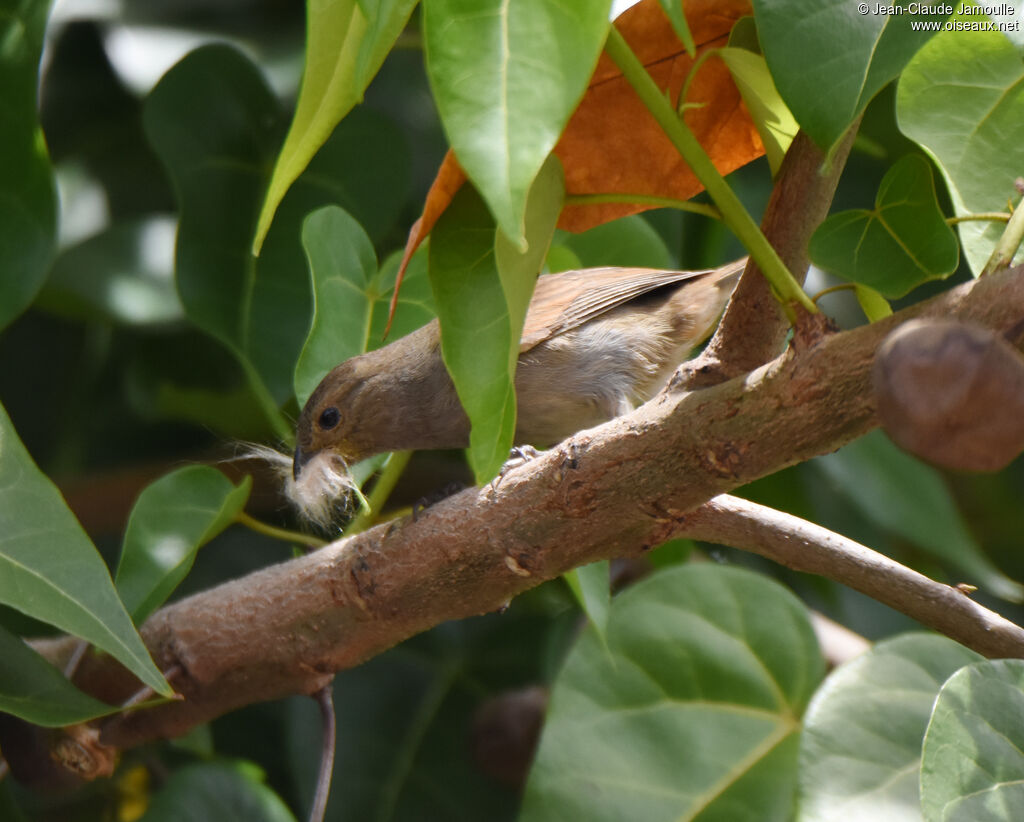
left=897, top=14, right=1024, bottom=274
left=252, top=0, right=418, bottom=253
left=423, top=0, right=610, bottom=245
left=854, top=284, right=893, bottom=321
left=544, top=243, right=583, bottom=273
left=371, top=247, right=437, bottom=343
left=430, top=159, right=562, bottom=484
left=798, top=634, right=982, bottom=822
left=813, top=430, right=1024, bottom=602
left=115, top=466, right=252, bottom=624
left=143, top=46, right=409, bottom=437
left=0, top=0, right=58, bottom=331
left=140, top=760, right=296, bottom=822
left=556, top=215, right=673, bottom=269
left=563, top=561, right=610, bottom=643
left=753, top=0, right=948, bottom=154
left=295, top=208, right=436, bottom=407
left=921, top=659, right=1024, bottom=822
left=521, top=565, right=824, bottom=821
left=495, top=155, right=564, bottom=366
left=0, top=622, right=117, bottom=727
left=429, top=188, right=511, bottom=484
left=718, top=46, right=799, bottom=176
left=657, top=0, right=695, bottom=54
left=0, top=401, right=170, bottom=696
left=809, top=155, right=959, bottom=298
left=36, top=216, right=182, bottom=327
left=294, top=206, right=379, bottom=406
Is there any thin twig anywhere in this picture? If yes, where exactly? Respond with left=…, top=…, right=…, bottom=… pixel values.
left=345, top=450, right=412, bottom=536
left=308, top=683, right=337, bottom=822
left=120, top=665, right=182, bottom=710
left=682, top=496, right=1024, bottom=659
left=63, top=639, right=90, bottom=679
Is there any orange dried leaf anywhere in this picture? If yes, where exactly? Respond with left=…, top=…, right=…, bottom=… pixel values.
left=558, top=0, right=760, bottom=231
left=386, top=151, right=466, bottom=334
left=393, top=0, right=761, bottom=318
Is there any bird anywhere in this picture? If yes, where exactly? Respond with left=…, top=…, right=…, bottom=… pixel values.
left=288, top=258, right=744, bottom=523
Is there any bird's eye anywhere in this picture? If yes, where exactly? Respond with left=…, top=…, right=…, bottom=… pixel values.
left=317, top=407, right=341, bottom=431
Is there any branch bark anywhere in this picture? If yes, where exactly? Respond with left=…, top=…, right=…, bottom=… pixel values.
left=37, top=263, right=1022, bottom=758
left=678, top=125, right=860, bottom=386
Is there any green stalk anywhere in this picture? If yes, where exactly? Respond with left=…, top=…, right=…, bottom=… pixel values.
left=946, top=212, right=1010, bottom=226
left=603, top=27, right=817, bottom=318
left=236, top=510, right=327, bottom=549
left=981, top=196, right=1024, bottom=276
left=345, top=449, right=412, bottom=535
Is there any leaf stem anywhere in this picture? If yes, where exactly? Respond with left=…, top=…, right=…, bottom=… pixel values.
left=564, top=193, right=722, bottom=220
left=345, top=450, right=412, bottom=535
left=811, top=283, right=858, bottom=303
left=946, top=212, right=1011, bottom=226
left=982, top=189, right=1024, bottom=276
left=235, top=510, right=327, bottom=549
left=603, top=27, right=817, bottom=318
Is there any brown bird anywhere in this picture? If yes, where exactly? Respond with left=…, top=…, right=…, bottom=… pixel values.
left=289, top=258, right=743, bottom=521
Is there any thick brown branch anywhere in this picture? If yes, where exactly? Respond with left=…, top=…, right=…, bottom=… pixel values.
left=46, top=265, right=1024, bottom=755
left=680, top=125, right=860, bottom=385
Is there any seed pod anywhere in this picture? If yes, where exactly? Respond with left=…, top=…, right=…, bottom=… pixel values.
left=873, top=318, right=1024, bottom=472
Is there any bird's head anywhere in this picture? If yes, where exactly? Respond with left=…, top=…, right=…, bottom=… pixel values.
left=289, top=360, right=369, bottom=527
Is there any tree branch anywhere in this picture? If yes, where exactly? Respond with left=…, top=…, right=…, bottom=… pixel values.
left=681, top=496, right=1024, bottom=658
left=33, top=265, right=1024, bottom=761
left=679, top=126, right=860, bottom=386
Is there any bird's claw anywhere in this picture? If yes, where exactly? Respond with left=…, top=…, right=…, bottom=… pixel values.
left=490, top=446, right=543, bottom=490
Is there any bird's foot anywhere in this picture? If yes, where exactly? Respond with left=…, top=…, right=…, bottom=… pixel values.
left=490, top=446, right=543, bottom=491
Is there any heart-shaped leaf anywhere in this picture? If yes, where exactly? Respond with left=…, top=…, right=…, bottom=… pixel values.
left=798, top=633, right=981, bottom=822
left=898, top=15, right=1024, bottom=274
left=754, top=0, right=948, bottom=154
left=521, top=564, right=824, bottom=821
left=809, top=154, right=958, bottom=298
left=921, top=659, right=1024, bottom=821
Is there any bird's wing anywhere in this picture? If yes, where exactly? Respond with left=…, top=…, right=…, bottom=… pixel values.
left=519, top=260, right=745, bottom=352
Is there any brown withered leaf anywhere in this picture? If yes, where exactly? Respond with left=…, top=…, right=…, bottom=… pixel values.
left=390, top=0, right=760, bottom=320
left=559, top=0, right=759, bottom=231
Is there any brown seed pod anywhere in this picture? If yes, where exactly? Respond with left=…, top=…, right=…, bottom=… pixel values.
left=872, top=318, right=1024, bottom=472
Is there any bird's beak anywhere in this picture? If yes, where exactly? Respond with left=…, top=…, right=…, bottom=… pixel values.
left=293, top=443, right=314, bottom=480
